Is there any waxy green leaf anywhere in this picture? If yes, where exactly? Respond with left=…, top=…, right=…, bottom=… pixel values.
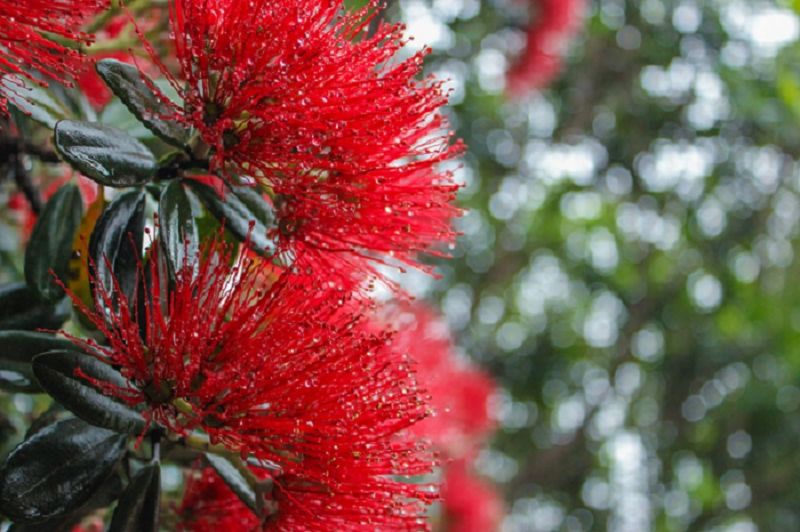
left=0, top=284, right=70, bottom=331
left=24, top=184, right=83, bottom=301
left=54, top=120, right=157, bottom=187
left=108, top=463, right=160, bottom=532
left=96, top=59, right=191, bottom=148
left=33, top=350, right=146, bottom=435
left=159, top=181, right=200, bottom=278
left=0, top=418, right=126, bottom=523
left=188, top=180, right=277, bottom=258
left=88, top=189, right=146, bottom=309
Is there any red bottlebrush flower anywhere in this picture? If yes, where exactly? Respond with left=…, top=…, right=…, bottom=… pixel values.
left=144, top=0, right=462, bottom=283
left=178, top=465, right=434, bottom=531
left=66, top=238, right=437, bottom=529
left=507, top=0, right=585, bottom=96
left=387, top=304, right=497, bottom=459
left=441, top=460, right=504, bottom=532
left=0, top=0, right=107, bottom=112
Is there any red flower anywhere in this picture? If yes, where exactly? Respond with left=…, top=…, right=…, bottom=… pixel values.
left=387, top=304, right=497, bottom=459
left=66, top=238, right=437, bottom=528
left=441, top=460, right=504, bottom=532
left=0, top=0, right=107, bottom=112
left=178, top=465, right=435, bottom=531
left=507, top=0, right=585, bottom=96
left=145, top=0, right=462, bottom=282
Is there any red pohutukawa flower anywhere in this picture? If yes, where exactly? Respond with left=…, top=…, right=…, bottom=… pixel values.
left=507, top=0, right=584, bottom=96
left=145, top=0, right=462, bottom=281
left=0, top=0, right=107, bottom=112
left=65, top=238, right=437, bottom=529
left=178, top=464, right=434, bottom=531
left=386, top=304, right=497, bottom=459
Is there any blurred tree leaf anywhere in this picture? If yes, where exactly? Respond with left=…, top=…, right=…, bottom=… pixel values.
left=0, top=284, right=69, bottom=331
left=0, top=77, right=74, bottom=129
left=205, top=453, right=258, bottom=515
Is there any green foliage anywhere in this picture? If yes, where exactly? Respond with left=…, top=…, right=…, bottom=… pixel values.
left=188, top=179, right=277, bottom=258
left=108, top=463, right=161, bottom=532
left=0, top=418, right=126, bottom=523
left=24, top=184, right=83, bottom=301
left=205, top=453, right=260, bottom=515
left=159, top=181, right=201, bottom=279
left=96, top=59, right=191, bottom=148
left=54, top=121, right=157, bottom=187
left=88, top=189, right=146, bottom=308
left=33, top=350, right=147, bottom=435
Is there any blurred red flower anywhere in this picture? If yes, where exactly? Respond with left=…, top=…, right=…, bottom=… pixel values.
left=508, top=0, right=585, bottom=96
left=388, top=304, right=497, bottom=459
left=441, top=460, right=504, bottom=532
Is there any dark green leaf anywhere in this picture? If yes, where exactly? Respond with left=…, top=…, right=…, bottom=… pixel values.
left=33, top=350, right=146, bottom=435
left=96, top=59, right=191, bottom=148
left=54, top=120, right=157, bottom=187
left=159, top=181, right=200, bottom=278
left=0, top=418, right=126, bottom=523
left=188, top=180, right=277, bottom=257
left=0, top=331, right=75, bottom=364
left=0, top=331, right=75, bottom=394
left=108, top=463, right=160, bottom=532
left=205, top=453, right=258, bottom=514
left=0, top=77, right=73, bottom=129
left=88, top=190, right=145, bottom=309
left=0, top=331, right=72, bottom=393
left=0, top=284, right=70, bottom=331
left=24, top=184, right=83, bottom=301
left=8, top=472, right=124, bottom=532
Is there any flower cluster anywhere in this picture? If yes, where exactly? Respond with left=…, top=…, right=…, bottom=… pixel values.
left=147, top=0, right=462, bottom=283
left=508, top=0, right=585, bottom=96
left=67, top=239, right=436, bottom=528
left=0, top=0, right=107, bottom=112
left=6, top=0, right=472, bottom=528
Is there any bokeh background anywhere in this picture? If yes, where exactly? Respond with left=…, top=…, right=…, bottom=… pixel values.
left=397, top=0, right=800, bottom=530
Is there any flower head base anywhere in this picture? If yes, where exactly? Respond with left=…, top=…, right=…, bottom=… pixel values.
left=0, top=0, right=107, bottom=112
left=146, top=0, right=462, bottom=282
left=66, top=236, right=437, bottom=528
